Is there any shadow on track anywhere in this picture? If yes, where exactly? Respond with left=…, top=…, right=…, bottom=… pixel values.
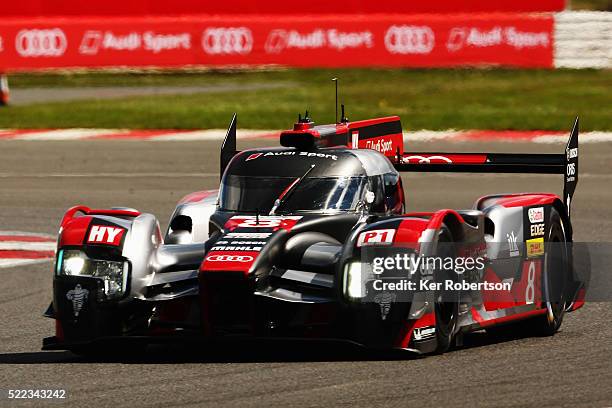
left=0, top=328, right=541, bottom=365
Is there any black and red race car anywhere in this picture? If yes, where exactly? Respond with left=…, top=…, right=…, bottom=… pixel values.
left=43, top=112, right=584, bottom=355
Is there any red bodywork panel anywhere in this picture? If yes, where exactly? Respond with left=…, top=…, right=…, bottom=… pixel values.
left=59, top=205, right=139, bottom=247
left=476, top=193, right=560, bottom=209
left=177, top=190, right=217, bottom=205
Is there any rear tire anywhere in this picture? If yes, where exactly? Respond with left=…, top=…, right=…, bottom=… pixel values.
left=521, top=208, right=570, bottom=335
left=487, top=207, right=570, bottom=338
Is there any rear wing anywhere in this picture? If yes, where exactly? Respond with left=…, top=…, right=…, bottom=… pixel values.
left=394, top=117, right=579, bottom=216
left=220, top=113, right=404, bottom=177
left=220, top=114, right=578, bottom=215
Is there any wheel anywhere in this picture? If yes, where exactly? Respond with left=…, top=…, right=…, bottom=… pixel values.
left=433, top=227, right=459, bottom=353
left=486, top=207, right=571, bottom=338
left=522, top=207, right=570, bottom=335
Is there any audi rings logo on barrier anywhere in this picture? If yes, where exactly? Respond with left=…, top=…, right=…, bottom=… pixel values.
left=384, top=25, right=435, bottom=55
left=206, top=255, right=254, bottom=263
left=403, top=155, right=453, bottom=164
left=16, top=29, right=67, bottom=57
left=202, top=27, right=253, bottom=55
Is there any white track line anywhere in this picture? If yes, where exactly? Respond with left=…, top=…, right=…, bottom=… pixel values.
left=0, top=230, right=55, bottom=238
left=0, top=242, right=56, bottom=251
left=150, top=130, right=275, bottom=141
left=15, top=129, right=129, bottom=141
left=407, top=130, right=466, bottom=141
left=0, top=259, right=51, bottom=268
left=532, top=132, right=612, bottom=144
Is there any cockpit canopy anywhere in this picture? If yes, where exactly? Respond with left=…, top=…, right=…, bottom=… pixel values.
left=219, top=148, right=404, bottom=215
left=221, top=175, right=368, bottom=214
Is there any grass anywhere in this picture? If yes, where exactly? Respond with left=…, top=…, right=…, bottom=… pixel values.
left=570, top=0, right=612, bottom=10
left=1, top=69, right=611, bottom=131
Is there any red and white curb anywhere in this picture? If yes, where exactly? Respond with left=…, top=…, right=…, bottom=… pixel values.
left=0, top=231, right=56, bottom=269
left=0, top=129, right=611, bottom=143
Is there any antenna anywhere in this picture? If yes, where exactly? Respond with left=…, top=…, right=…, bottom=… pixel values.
left=332, top=77, right=338, bottom=124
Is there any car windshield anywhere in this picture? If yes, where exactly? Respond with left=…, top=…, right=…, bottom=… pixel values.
left=220, top=175, right=367, bottom=213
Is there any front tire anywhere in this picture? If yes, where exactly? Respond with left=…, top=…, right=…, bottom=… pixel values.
left=433, top=227, right=458, bottom=353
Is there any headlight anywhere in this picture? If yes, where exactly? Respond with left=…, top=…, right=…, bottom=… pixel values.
left=343, top=261, right=365, bottom=299
left=57, top=250, right=129, bottom=299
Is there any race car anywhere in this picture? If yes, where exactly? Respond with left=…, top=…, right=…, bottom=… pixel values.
left=43, top=112, right=585, bottom=355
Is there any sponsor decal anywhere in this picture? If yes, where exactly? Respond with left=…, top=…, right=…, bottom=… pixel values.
left=66, top=284, right=89, bottom=318
left=79, top=31, right=190, bottom=55
left=226, top=215, right=302, bottom=230
left=357, top=229, right=395, bottom=247
left=403, top=155, right=453, bottom=164
left=446, top=26, right=549, bottom=52
left=210, top=238, right=266, bottom=251
left=526, top=237, right=544, bottom=258
left=505, top=27, right=549, bottom=49
left=264, top=28, right=373, bottom=54
left=373, top=292, right=396, bottom=320
left=100, top=32, right=139, bottom=52
left=143, top=32, right=191, bottom=53
left=245, top=153, right=263, bottom=161
left=364, top=138, right=394, bottom=154
left=225, top=232, right=272, bottom=239
left=202, top=250, right=260, bottom=272
left=86, top=225, right=125, bottom=246
left=567, top=161, right=576, bottom=182
left=384, top=25, right=435, bottom=55
left=413, top=326, right=436, bottom=341
left=15, top=28, right=67, bottom=57
left=245, top=151, right=338, bottom=161
left=507, top=231, right=519, bottom=257
left=528, top=207, right=544, bottom=223
left=530, top=223, right=545, bottom=237
left=79, top=31, right=103, bottom=55
left=205, top=254, right=254, bottom=262
left=202, top=27, right=253, bottom=55
left=567, top=147, right=578, bottom=160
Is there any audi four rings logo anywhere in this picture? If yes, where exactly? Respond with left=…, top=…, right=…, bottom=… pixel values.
left=384, top=25, right=435, bottom=55
left=403, top=155, right=453, bottom=164
left=16, top=28, right=67, bottom=57
left=206, top=255, right=254, bottom=262
left=202, top=27, right=253, bottom=55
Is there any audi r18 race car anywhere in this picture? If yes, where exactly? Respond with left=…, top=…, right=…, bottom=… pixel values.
left=43, top=112, right=585, bottom=355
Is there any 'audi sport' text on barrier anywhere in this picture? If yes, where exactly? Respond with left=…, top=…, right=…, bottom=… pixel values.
left=0, top=14, right=554, bottom=70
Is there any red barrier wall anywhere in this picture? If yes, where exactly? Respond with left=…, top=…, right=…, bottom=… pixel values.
left=3, top=0, right=565, bottom=16
left=0, top=14, right=554, bottom=71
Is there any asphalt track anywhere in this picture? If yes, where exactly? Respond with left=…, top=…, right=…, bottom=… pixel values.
left=0, top=138, right=611, bottom=407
